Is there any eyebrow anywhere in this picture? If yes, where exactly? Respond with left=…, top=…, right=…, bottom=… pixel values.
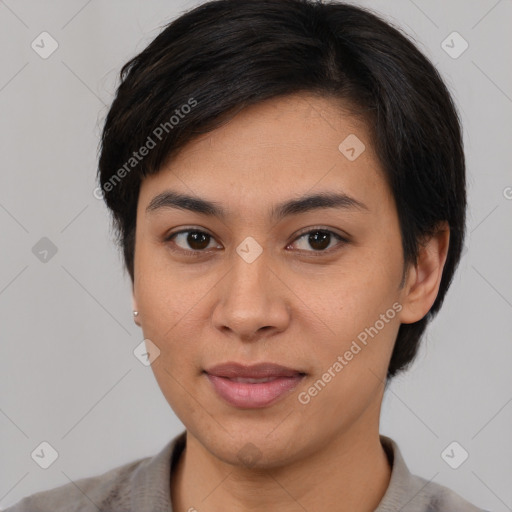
left=146, top=189, right=368, bottom=221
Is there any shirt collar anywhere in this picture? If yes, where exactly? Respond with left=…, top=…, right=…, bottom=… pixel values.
left=128, top=431, right=423, bottom=512
left=130, top=430, right=186, bottom=511
left=375, top=435, right=427, bottom=511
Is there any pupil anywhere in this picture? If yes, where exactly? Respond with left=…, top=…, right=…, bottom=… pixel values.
left=310, top=231, right=330, bottom=251
left=189, top=231, right=209, bottom=250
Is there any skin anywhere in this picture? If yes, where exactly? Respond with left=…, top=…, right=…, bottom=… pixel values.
left=132, top=92, right=450, bottom=512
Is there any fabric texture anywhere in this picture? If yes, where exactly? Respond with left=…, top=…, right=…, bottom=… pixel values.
left=3, top=431, right=487, bottom=512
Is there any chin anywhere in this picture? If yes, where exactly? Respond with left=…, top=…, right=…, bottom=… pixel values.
left=193, top=419, right=314, bottom=469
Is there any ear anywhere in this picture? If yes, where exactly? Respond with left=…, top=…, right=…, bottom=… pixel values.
left=398, top=221, right=450, bottom=324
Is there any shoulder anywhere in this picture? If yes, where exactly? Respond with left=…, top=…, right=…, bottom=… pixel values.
left=2, top=455, right=149, bottom=512
left=408, top=474, right=489, bottom=512
left=377, top=436, right=488, bottom=512
left=2, top=432, right=186, bottom=512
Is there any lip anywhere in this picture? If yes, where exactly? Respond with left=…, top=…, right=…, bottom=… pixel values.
left=205, top=362, right=305, bottom=379
left=204, top=362, right=306, bottom=409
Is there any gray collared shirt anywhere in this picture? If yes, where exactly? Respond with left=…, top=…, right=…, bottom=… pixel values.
left=2, top=432, right=487, bottom=511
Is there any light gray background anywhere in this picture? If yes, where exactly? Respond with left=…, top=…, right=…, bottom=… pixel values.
left=0, top=0, right=511, bottom=510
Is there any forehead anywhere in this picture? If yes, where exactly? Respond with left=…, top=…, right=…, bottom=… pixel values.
left=173, top=93, right=374, bottom=161
left=138, top=93, right=390, bottom=218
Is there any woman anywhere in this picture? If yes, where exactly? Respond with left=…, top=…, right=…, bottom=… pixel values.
left=5, top=0, right=487, bottom=510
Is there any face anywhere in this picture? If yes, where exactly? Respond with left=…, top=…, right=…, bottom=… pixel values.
left=132, top=93, right=421, bottom=468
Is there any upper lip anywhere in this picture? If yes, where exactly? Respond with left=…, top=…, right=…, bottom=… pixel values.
left=204, top=362, right=306, bottom=379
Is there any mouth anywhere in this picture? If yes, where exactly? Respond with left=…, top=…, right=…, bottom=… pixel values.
left=203, top=362, right=307, bottom=409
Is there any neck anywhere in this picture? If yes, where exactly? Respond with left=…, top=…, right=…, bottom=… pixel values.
left=171, top=421, right=391, bottom=512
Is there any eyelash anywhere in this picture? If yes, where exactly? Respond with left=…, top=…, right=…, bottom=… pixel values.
left=163, top=227, right=349, bottom=258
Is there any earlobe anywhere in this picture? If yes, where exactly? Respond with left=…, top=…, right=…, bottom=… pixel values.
left=132, top=294, right=141, bottom=326
left=398, top=222, right=450, bottom=325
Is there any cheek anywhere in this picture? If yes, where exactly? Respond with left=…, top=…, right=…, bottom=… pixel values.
left=322, top=261, right=400, bottom=337
left=304, top=250, right=401, bottom=381
left=134, top=243, right=215, bottom=369
left=135, top=241, right=198, bottom=324
left=295, top=292, right=398, bottom=431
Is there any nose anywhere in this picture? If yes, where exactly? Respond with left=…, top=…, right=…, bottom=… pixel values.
left=211, top=246, right=290, bottom=342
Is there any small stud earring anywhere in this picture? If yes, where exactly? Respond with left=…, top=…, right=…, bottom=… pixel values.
left=133, top=311, right=139, bottom=316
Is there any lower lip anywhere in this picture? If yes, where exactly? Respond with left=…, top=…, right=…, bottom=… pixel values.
left=205, top=373, right=305, bottom=409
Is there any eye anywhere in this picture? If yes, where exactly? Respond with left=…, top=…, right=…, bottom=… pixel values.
left=164, top=227, right=349, bottom=257
left=289, top=228, right=349, bottom=256
left=165, top=229, right=220, bottom=255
